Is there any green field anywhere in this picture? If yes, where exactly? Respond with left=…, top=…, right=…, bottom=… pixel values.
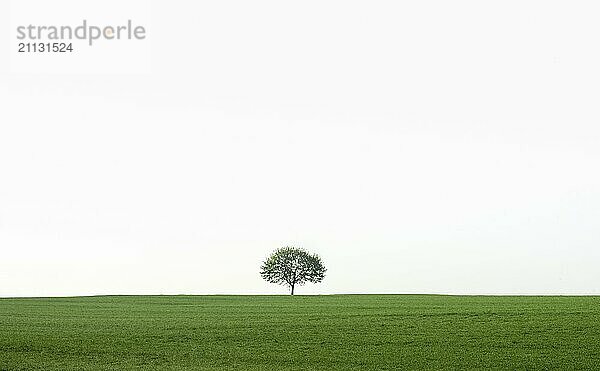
left=1, top=295, right=600, bottom=370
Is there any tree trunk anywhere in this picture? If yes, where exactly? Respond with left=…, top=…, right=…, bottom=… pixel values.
left=291, top=283, right=295, bottom=295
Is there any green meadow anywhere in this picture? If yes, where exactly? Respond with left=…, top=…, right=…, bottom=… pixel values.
left=1, top=295, right=599, bottom=370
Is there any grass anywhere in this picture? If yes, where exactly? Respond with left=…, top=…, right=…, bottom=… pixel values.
left=1, top=295, right=600, bottom=370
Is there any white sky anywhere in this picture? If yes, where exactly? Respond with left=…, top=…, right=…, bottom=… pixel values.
left=1, top=0, right=599, bottom=297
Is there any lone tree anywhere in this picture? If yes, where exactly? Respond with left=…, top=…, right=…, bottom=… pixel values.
left=260, top=246, right=326, bottom=295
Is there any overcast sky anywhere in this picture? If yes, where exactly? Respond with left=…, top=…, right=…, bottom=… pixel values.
left=1, top=0, right=599, bottom=297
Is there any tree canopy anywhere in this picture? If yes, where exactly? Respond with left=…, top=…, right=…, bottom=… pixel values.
left=260, top=247, right=326, bottom=295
